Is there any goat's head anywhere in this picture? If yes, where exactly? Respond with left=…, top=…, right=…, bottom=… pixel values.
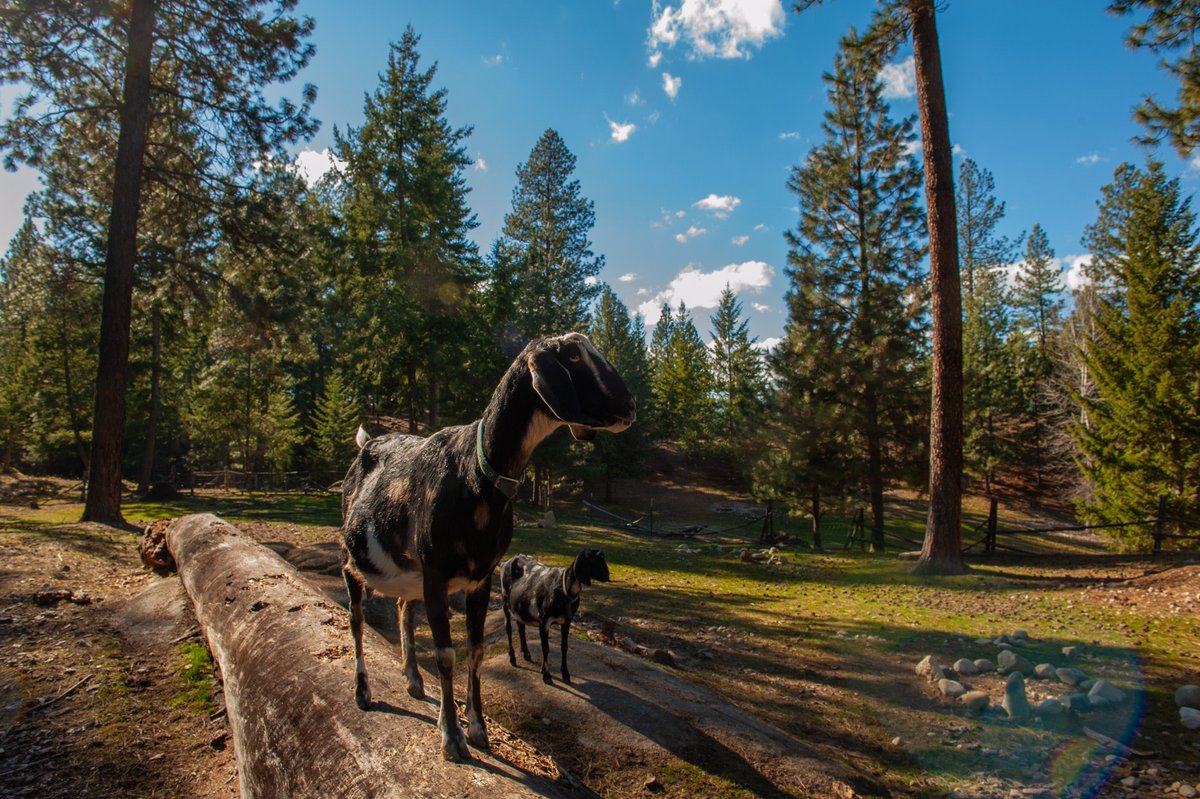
left=572, top=548, right=611, bottom=586
left=526, top=333, right=636, bottom=441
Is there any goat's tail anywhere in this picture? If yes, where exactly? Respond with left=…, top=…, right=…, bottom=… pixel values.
left=499, top=555, right=526, bottom=598
left=355, top=425, right=371, bottom=449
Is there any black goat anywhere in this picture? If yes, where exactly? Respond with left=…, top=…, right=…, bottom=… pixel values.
left=501, top=549, right=610, bottom=685
left=339, top=333, right=634, bottom=762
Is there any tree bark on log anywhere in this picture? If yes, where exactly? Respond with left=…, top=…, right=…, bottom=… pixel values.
left=163, top=513, right=578, bottom=799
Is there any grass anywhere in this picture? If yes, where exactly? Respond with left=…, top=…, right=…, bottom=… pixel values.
left=174, top=642, right=215, bottom=712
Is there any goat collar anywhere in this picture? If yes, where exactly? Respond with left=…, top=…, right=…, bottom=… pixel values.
left=476, top=422, right=522, bottom=500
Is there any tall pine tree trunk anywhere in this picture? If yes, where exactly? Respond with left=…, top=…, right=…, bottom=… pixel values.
left=865, top=381, right=886, bottom=553
left=82, top=0, right=155, bottom=525
left=810, top=491, right=823, bottom=552
left=138, top=309, right=162, bottom=494
left=910, top=0, right=967, bottom=575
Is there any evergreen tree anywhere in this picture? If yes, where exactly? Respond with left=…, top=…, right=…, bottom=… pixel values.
left=498, top=129, right=602, bottom=338
left=310, top=372, right=361, bottom=479
left=0, top=0, right=318, bottom=523
left=586, top=285, right=651, bottom=500
left=782, top=26, right=928, bottom=553
left=649, top=302, right=713, bottom=453
left=956, top=159, right=1021, bottom=494
left=329, top=27, right=480, bottom=431
left=1013, top=223, right=1065, bottom=487
left=709, top=286, right=766, bottom=480
left=1075, top=161, right=1200, bottom=548
left=1110, top=0, right=1200, bottom=157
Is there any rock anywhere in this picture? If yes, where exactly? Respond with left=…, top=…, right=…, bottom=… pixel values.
left=891, top=736, right=901, bottom=746
left=960, top=691, right=990, bottom=711
left=938, top=679, right=966, bottom=698
left=1182, top=707, right=1200, bottom=730
left=974, top=658, right=996, bottom=673
left=994, top=633, right=1013, bottom=645
left=953, top=658, right=979, bottom=676
left=1062, top=645, right=1077, bottom=659
left=644, top=774, right=664, bottom=793
left=1080, top=679, right=1096, bottom=691
left=620, top=637, right=639, bottom=653
left=1121, top=776, right=1138, bottom=789
left=916, top=655, right=945, bottom=681
left=996, top=642, right=1015, bottom=651
left=1176, top=685, right=1200, bottom=709
left=1061, top=693, right=1091, bottom=712
left=651, top=649, right=678, bottom=668
left=1034, top=663, right=1057, bottom=680
left=997, top=650, right=1034, bottom=676
left=1056, top=667, right=1087, bottom=686
left=1011, top=629, right=1030, bottom=641
left=1087, top=695, right=1110, bottom=710
left=1179, top=784, right=1197, bottom=798
left=974, top=638, right=993, bottom=646
left=1002, top=672, right=1031, bottom=720
left=1089, top=679, right=1126, bottom=705
left=1035, top=698, right=1063, bottom=717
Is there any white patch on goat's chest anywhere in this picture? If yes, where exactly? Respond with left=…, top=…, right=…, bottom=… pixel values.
left=361, top=520, right=423, bottom=600
left=519, top=411, right=564, bottom=464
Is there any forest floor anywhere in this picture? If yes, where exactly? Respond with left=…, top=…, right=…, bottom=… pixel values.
left=1, top=466, right=1198, bottom=798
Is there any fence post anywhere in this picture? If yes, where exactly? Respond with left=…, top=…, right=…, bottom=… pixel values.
left=1153, top=494, right=1167, bottom=555
left=986, top=498, right=998, bottom=554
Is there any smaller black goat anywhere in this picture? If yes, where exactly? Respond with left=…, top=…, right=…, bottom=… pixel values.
left=500, top=549, right=610, bottom=685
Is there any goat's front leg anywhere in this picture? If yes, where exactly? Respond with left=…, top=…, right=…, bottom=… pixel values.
left=423, top=577, right=469, bottom=762
left=464, top=580, right=491, bottom=750
left=503, top=600, right=517, bottom=667
left=538, top=619, right=553, bottom=684
left=560, top=619, right=572, bottom=684
left=517, top=619, right=532, bottom=661
left=343, top=568, right=371, bottom=709
left=398, top=599, right=425, bottom=699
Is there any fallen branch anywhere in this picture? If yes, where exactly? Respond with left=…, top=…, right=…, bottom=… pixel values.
left=36, top=674, right=92, bottom=711
left=1082, top=725, right=1154, bottom=758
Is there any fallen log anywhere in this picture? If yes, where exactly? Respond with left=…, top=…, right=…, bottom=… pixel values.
left=164, top=513, right=580, bottom=799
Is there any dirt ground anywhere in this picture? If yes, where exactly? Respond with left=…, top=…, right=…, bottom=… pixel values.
left=2, top=473, right=1199, bottom=799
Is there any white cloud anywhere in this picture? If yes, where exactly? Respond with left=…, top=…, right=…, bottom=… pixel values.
left=292, top=148, right=345, bottom=187
left=732, top=234, right=749, bottom=246
left=778, top=130, right=801, bottom=141
left=752, top=302, right=769, bottom=312
left=693, top=193, right=741, bottom=217
left=648, top=51, right=663, bottom=68
left=584, top=275, right=599, bottom=286
left=752, top=223, right=767, bottom=232
left=676, top=209, right=687, bottom=218
left=1075, top=152, right=1102, bottom=166
left=1063, top=253, right=1092, bottom=291
left=637, top=287, right=652, bottom=296
left=952, top=144, right=965, bottom=156
left=662, top=71, right=682, bottom=100
left=903, top=139, right=923, bottom=157
left=483, top=54, right=504, bottom=67
left=618, top=272, right=638, bottom=282
left=753, top=336, right=780, bottom=352
left=879, top=55, right=916, bottom=99
left=608, top=117, right=637, bottom=143
left=626, top=89, right=644, bottom=106
left=474, top=154, right=488, bottom=172
left=649, top=0, right=786, bottom=60
left=674, top=224, right=708, bottom=243
left=637, top=260, right=774, bottom=323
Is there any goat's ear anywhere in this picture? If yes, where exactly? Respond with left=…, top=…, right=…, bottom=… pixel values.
left=573, top=552, right=592, bottom=586
left=528, top=349, right=603, bottom=427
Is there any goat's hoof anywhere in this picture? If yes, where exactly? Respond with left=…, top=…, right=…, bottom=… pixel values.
left=508, top=654, right=517, bottom=667
left=406, top=680, right=425, bottom=700
left=354, top=678, right=372, bottom=710
left=522, top=652, right=532, bottom=662
left=562, top=673, right=572, bottom=684
left=542, top=672, right=553, bottom=685
left=467, top=722, right=490, bottom=750
left=441, top=731, right=472, bottom=763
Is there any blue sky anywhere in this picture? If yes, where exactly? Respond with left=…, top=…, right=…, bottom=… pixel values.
left=1, top=0, right=1192, bottom=346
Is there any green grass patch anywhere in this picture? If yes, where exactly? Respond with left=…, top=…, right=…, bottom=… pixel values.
left=173, top=642, right=215, bottom=712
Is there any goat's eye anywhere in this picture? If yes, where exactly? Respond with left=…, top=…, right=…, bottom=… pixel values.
left=568, top=354, right=582, bottom=364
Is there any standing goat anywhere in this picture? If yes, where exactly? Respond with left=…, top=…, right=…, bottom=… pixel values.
left=339, top=333, right=634, bottom=762
left=501, top=549, right=610, bottom=685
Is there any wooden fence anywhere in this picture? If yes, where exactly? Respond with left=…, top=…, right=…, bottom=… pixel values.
left=969, top=494, right=1200, bottom=556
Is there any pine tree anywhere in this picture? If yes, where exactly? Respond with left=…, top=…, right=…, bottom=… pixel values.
left=499, top=129, right=603, bottom=338
left=649, top=303, right=713, bottom=453
left=329, top=27, right=480, bottom=431
left=310, top=372, right=361, bottom=479
left=1012, top=223, right=1065, bottom=487
left=1074, top=161, right=1200, bottom=548
left=782, top=26, right=928, bottom=553
left=0, top=0, right=318, bottom=523
left=709, top=286, right=766, bottom=480
left=956, top=159, right=1021, bottom=494
left=586, top=285, right=651, bottom=500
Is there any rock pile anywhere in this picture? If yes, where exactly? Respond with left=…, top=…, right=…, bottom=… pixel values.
left=1178, top=684, right=1200, bottom=731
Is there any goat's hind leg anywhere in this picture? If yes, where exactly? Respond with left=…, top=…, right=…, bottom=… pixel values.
left=464, top=581, right=491, bottom=750
left=398, top=599, right=425, bottom=699
left=517, top=620, right=532, bottom=661
left=503, top=601, right=517, bottom=667
left=344, top=568, right=372, bottom=710
left=424, top=578, right=470, bottom=762
left=560, top=620, right=572, bottom=684
left=538, top=620, right=553, bottom=684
